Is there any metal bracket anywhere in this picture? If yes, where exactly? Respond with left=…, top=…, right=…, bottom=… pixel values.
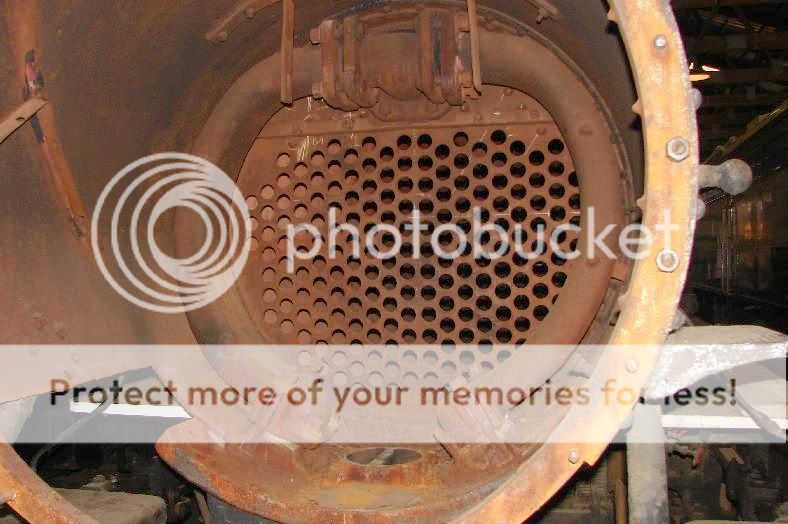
left=309, top=7, right=479, bottom=118
left=0, top=98, right=47, bottom=145
left=644, top=325, right=788, bottom=400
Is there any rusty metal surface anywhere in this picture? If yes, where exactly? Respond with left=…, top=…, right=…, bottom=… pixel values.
left=280, top=0, right=294, bottom=105
left=465, top=0, right=482, bottom=93
left=239, top=86, right=580, bottom=353
left=157, top=439, right=521, bottom=523
left=163, top=13, right=634, bottom=524
left=0, top=445, right=95, bottom=524
left=206, top=0, right=282, bottom=44
left=454, top=0, right=699, bottom=520
left=310, top=6, right=479, bottom=114
left=0, top=98, right=47, bottom=145
left=0, top=0, right=695, bottom=523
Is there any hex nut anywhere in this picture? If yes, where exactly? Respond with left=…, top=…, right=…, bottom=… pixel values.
left=667, top=137, right=690, bottom=163
left=656, top=249, right=680, bottom=273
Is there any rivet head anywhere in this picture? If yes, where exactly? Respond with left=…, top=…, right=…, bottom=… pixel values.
left=656, top=249, right=680, bottom=273
left=667, top=137, right=690, bottom=162
left=695, top=198, right=707, bottom=221
left=654, top=34, right=668, bottom=49
left=568, top=449, right=581, bottom=464
left=691, top=88, right=703, bottom=110
left=626, top=359, right=639, bottom=373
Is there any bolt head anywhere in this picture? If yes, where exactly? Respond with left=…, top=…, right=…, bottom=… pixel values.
left=654, top=34, right=668, bottom=49
left=626, top=359, right=639, bottom=373
left=667, top=137, right=690, bottom=163
left=656, top=249, right=680, bottom=273
left=568, top=449, right=581, bottom=464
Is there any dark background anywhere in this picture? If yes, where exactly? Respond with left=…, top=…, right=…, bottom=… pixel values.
left=675, top=0, right=788, bottom=333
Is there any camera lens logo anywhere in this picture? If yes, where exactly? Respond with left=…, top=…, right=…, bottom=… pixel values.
left=92, top=153, right=250, bottom=313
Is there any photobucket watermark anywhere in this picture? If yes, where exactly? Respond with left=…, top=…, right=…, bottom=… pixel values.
left=285, top=206, right=680, bottom=272
left=92, top=153, right=249, bottom=313
left=93, top=152, right=683, bottom=311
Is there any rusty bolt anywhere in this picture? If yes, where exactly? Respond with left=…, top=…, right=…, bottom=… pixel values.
left=656, top=249, right=680, bottom=273
left=568, top=449, right=581, bottom=464
left=341, top=119, right=353, bottom=130
left=245, top=7, right=255, bottom=19
left=654, top=34, right=668, bottom=49
left=474, top=112, right=483, bottom=122
left=217, top=31, right=229, bottom=43
left=667, top=137, right=690, bottom=162
left=503, top=87, right=513, bottom=97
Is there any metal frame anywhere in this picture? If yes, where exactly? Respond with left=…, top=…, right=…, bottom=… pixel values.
left=0, top=0, right=697, bottom=522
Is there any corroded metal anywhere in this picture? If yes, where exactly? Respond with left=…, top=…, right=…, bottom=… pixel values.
left=239, top=86, right=580, bottom=350
left=310, top=6, right=479, bottom=114
left=0, top=0, right=697, bottom=522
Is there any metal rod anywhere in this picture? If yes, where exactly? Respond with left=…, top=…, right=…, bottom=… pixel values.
left=627, top=402, right=670, bottom=524
left=280, top=0, right=294, bottom=104
left=466, top=0, right=482, bottom=93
